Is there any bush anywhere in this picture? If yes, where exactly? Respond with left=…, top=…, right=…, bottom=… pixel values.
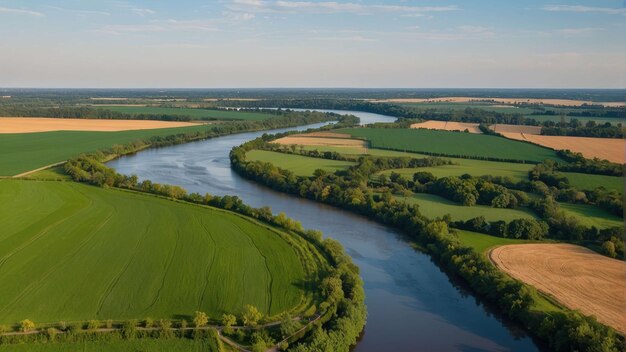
left=19, top=319, right=35, bottom=332
left=193, top=311, right=209, bottom=328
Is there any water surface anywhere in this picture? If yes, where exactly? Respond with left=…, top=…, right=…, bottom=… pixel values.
left=108, top=111, right=540, bottom=351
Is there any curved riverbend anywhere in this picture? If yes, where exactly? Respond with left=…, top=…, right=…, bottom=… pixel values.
left=108, top=111, right=541, bottom=351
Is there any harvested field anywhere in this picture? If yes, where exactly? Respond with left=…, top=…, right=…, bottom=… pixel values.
left=293, top=131, right=352, bottom=138
left=500, top=132, right=625, bottom=163
left=410, top=120, right=481, bottom=133
left=490, top=243, right=626, bottom=334
left=371, top=97, right=626, bottom=107
left=272, top=135, right=367, bottom=153
left=490, top=124, right=542, bottom=135
left=0, top=117, right=200, bottom=133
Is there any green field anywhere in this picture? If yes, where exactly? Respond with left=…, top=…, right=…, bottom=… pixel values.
left=399, top=102, right=538, bottom=114
left=0, top=339, right=222, bottom=352
left=378, top=159, right=533, bottom=182
left=246, top=150, right=355, bottom=176
left=559, top=202, right=623, bottom=229
left=394, top=193, right=537, bottom=222
left=562, top=172, right=624, bottom=193
left=455, top=229, right=532, bottom=254
left=339, top=128, right=560, bottom=162
left=102, top=106, right=273, bottom=121
left=0, top=180, right=325, bottom=324
left=0, top=125, right=218, bottom=176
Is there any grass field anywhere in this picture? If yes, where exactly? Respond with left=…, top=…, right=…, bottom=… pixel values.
left=378, top=159, right=533, bottom=182
left=562, top=172, right=624, bottom=193
left=0, top=339, right=223, bottom=352
left=559, top=202, right=623, bottom=229
left=246, top=150, right=355, bottom=176
left=525, top=114, right=626, bottom=125
left=0, top=125, right=219, bottom=176
left=398, top=102, right=538, bottom=114
left=0, top=180, right=326, bottom=324
left=394, top=193, right=537, bottom=222
left=102, top=106, right=273, bottom=121
left=339, top=128, right=560, bottom=162
left=455, top=229, right=532, bottom=255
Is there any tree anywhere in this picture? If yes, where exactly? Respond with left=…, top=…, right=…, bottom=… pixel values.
left=601, top=241, right=617, bottom=258
left=87, top=320, right=99, bottom=331
left=242, top=305, right=262, bottom=327
left=121, top=320, right=137, bottom=339
left=280, top=313, right=299, bottom=338
left=19, top=319, right=35, bottom=332
left=222, top=314, right=237, bottom=335
left=193, top=311, right=209, bottom=328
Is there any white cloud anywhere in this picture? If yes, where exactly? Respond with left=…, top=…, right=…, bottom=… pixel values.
left=130, top=7, right=156, bottom=16
left=46, top=6, right=110, bottom=16
left=97, top=20, right=220, bottom=35
left=229, top=0, right=459, bottom=15
left=0, top=6, right=44, bottom=17
left=543, top=5, right=626, bottom=15
left=556, top=27, right=599, bottom=35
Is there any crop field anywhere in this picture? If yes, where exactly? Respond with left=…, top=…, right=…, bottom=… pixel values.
left=562, top=172, right=624, bottom=193
left=393, top=193, right=537, bottom=222
left=499, top=132, right=625, bottom=163
left=0, top=180, right=325, bottom=324
left=526, top=114, right=626, bottom=125
left=490, top=243, right=626, bottom=334
left=0, top=339, right=223, bottom=352
left=246, top=150, right=355, bottom=176
left=339, top=128, right=559, bottom=162
left=102, top=106, right=273, bottom=121
left=378, top=158, right=533, bottom=182
left=410, top=120, right=482, bottom=133
left=0, top=117, right=200, bottom=133
left=558, top=202, right=623, bottom=229
left=397, top=102, right=538, bottom=114
left=272, top=135, right=367, bottom=153
left=0, top=124, right=219, bottom=176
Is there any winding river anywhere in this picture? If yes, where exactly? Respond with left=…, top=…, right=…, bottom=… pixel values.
left=108, top=111, right=541, bottom=351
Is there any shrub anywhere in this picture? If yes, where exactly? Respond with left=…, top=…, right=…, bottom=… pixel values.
left=19, top=319, right=35, bottom=332
left=193, top=311, right=209, bottom=328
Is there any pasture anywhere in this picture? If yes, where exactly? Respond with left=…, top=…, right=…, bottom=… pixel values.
left=377, top=158, right=533, bottom=182
left=0, top=180, right=325, bottom=324
left=246, top=150, right=355, bottom=176
left=562, top=172, right=624, bottom=193
left=558, top=202, right=623, bottom=229
left=455, top=229, right=532, bottom=254
left=339, top=127, right=559, bottom=162
left=102, top=106, right=273, bottom=121
left=393, top=193, right=537, bottom=222
left=490, top=243, right=626, bottom=334
left=0, top=124, right=218, bottom=176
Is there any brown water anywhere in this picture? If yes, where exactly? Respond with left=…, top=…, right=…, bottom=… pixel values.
left=108, top=111, right=541, bottom=351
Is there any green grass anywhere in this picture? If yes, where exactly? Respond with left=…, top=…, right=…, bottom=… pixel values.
left=454, top=230, right=562, bottom=313
left=21, top=166, right=72, bottom=181
left=378, top=159, right=533, bottom=182
left=559, top=202, right=623, bottom=229
left=0, top=339, right=222, bottom=352
left=455, top=229, right=533, bottom=254
left=394, top=193, right=537, bottom=222
left=0, top=180, right=326, bottom=324
left=102, top=106, right=273, bottom=121
left=399, top=102, right=538, bottom=114
left=339, top=127, right=560, bottom=163
left=562, top=172, right=623, bottom=193
left=0, top=125, right=219, bottom=176
left=246, top=150, right=355, bottom=177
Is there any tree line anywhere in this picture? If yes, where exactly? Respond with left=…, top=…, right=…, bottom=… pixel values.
left=230, top=134, right=624, bottom=352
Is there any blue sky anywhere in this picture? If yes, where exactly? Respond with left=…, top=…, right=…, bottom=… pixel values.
left=0, top=0, right=624, bottom=88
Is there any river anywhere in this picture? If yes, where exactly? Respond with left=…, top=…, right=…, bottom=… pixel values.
left=108, top=110, right=540, bottom=351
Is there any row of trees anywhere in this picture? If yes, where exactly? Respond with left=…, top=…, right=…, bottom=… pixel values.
left=230, top=135, right=623, bottom=352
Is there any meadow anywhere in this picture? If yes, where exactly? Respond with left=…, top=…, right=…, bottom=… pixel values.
left=0, top=339, right=223, bottom=352
left=393, top=193, right=537, bottom=222
left=558, top=202, right=623, bottom=229
left=455, top=229, right=532, bottom=255
left=246, top=150, right=355, bottom=176
left=102, top=106, right=273, bottom=121
left=562, top=172, right=624, bottom=193
left=377, top=159, right=533, bottom=182
left=339, top=128, right=560, bottom=162
left=397, top=102, right=538, bottom=114
left=0, top=125, right=218, bottom=176
left=0, top=180, right=325, bottom=324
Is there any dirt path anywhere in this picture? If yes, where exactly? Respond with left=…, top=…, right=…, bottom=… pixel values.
left=490, top=243, right=626, bottom=334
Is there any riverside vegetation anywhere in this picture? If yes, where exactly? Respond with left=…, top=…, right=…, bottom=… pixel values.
left=230, top=125, right=625, bottom=352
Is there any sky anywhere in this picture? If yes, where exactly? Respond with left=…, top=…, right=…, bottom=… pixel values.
left=0, top=0, right=625, bottom=88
